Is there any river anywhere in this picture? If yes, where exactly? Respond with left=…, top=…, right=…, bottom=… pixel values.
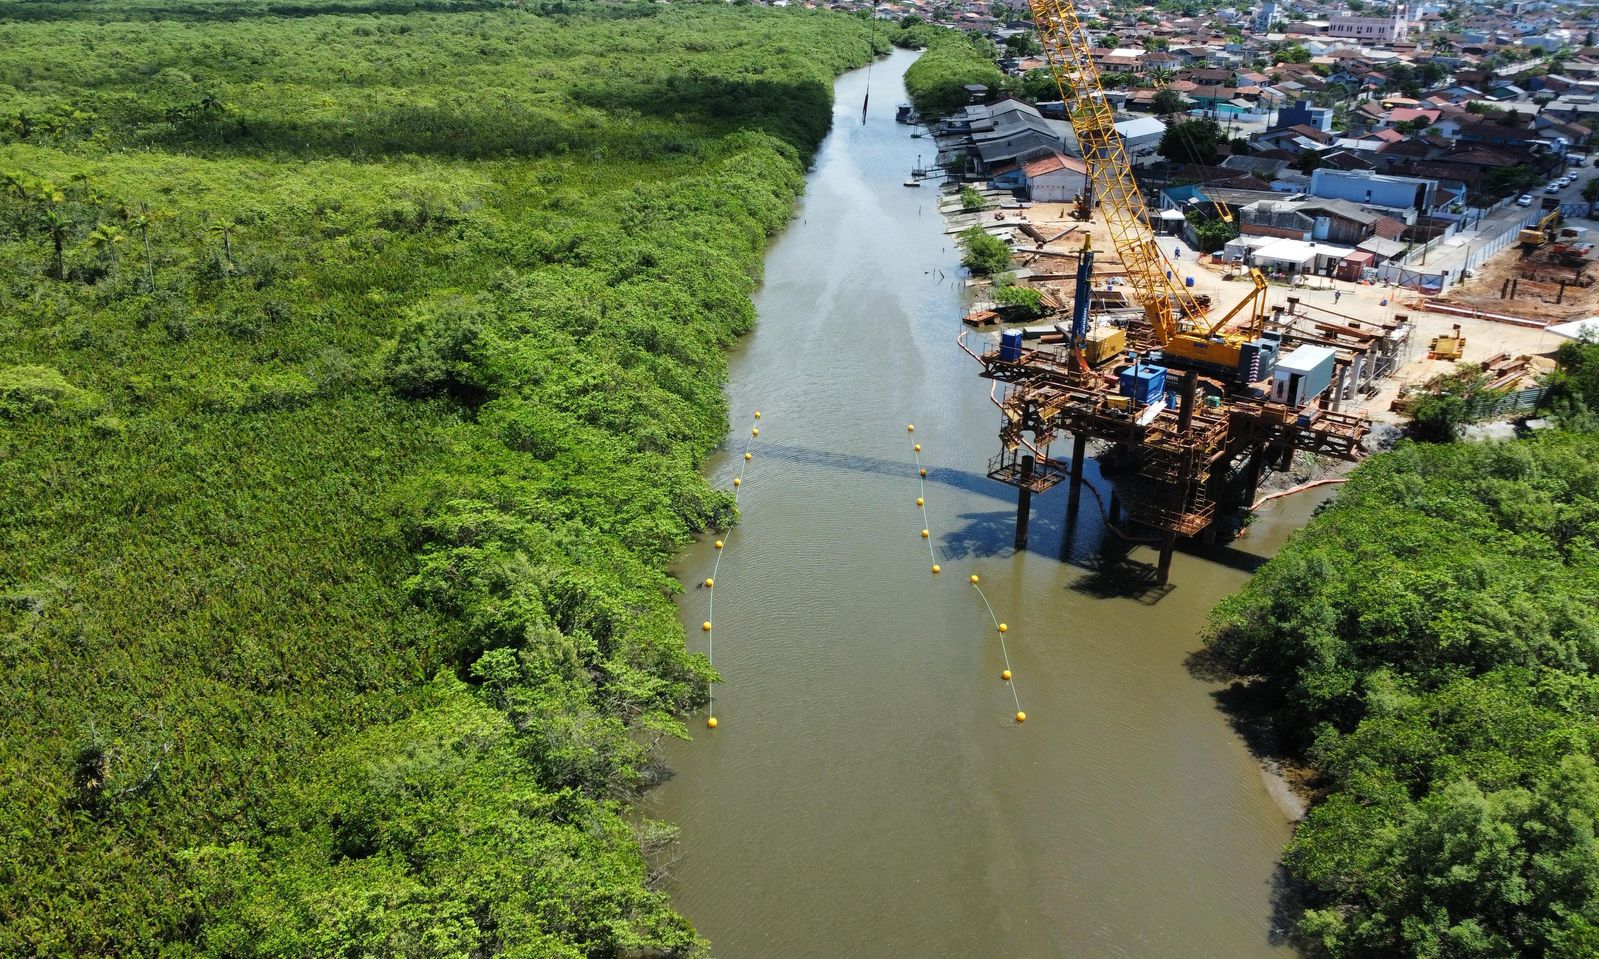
left=652, top=49, right=1311, bottom=959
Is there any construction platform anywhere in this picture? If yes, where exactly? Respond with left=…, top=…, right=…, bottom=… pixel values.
left=959, top=327, right=1371, bottom=585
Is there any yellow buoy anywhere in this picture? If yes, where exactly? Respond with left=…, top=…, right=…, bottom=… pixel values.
left=714, top=540, right=724, bottom=549
left=998, top=623, right=1008, bottom=633
left=919, top=468, right=927, bottom=477
left=753, top=411, right=762, bottom=419
left=969, top=574, right=980, bottom=584
left=744, top=452, right=752, bottom=461
left=751, top=427, right=759, bottom=437
left=907, top=424, right=915, bottom=432
left=1001, top=669, right=1012, bottom=681
left=707, top=716, right=718, bottom=729
left=1015, top=711, right=1027, bottom=724
left=931, top=564, right=941, bottom=574
left=916, top=497, right=924, bottom=507
left=704, top=578, right=714, bottom=588
left=732, top=477, right=741, bottom=487
left=913, top=443, right=921, bottom=453
left=921, top=529, right=929, bottom=538
left=702, top=621, right=712, bottom=631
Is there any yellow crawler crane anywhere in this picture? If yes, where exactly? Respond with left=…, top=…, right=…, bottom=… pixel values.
left=1024, top=0, right=1272, bottom=383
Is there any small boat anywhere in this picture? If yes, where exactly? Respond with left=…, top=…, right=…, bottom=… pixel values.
left=903, top=178, right=921, bottom=188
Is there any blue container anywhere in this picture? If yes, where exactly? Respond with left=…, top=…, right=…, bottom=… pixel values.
left=1185, top=276, right=1196, bottom=287
left=999, top=329, right=1023, bottom=362
left=1118, top=364, right=1168, bottom=405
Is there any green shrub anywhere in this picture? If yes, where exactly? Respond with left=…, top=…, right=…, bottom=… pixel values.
left=960, top=225, right=1012, bottom=275
left=960, top=186, right=986, bottom=211
left=385, top=300, right=493, bottom=403
left=994, top=284, right=1045, bottom=317
left=0, top=364, right=101, bottom=419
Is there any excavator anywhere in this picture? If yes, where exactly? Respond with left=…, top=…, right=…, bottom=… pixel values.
left=1024, top=0, right=1278, bottom=388
left=1518, top=209, right=1561, bottom=252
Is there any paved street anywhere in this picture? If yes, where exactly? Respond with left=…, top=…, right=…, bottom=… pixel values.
left=1425, top=163, right=1597, bottom=283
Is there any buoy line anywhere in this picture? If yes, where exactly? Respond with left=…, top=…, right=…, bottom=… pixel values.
left=702, top=411, right=762, bottom=730
left=908, top=424, right=1027, bottom=726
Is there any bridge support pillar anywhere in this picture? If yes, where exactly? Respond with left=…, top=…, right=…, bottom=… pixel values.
left=1014, top=454, right=1035, bottom=549
left=1066, top=434, right=1088, bottom=515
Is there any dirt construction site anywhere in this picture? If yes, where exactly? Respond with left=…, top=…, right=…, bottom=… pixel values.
left=947, top=196, right=1581, bottom=426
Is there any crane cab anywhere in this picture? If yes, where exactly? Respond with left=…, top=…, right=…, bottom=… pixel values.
left=1156, top=332, right=1281, bottom=386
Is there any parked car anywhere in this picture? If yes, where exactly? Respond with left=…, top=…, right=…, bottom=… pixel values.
left=1559, top=176, right=1575, bottom=187
left=1546, top=183, right=1563, bottom=194
left=1518, top=194, right=1534, bottom=206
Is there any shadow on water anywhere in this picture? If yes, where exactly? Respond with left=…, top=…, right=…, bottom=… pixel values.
left=1184, top=657, right=1316, bottom=949
left=1068, top=529, right=1173, bottom=604
left=751, top=441, right=1003, bottom=499
left=1268, top=864, right=1307, bottom=949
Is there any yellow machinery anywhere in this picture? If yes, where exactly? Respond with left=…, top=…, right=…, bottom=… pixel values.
left=1025, top=0, right=1274, bottom=384
left=1519, top=210, right=1560, bottom=249
left=1429, top=324, right=1465, bottom=360
left=1160, top=268, right=1271, bottom=372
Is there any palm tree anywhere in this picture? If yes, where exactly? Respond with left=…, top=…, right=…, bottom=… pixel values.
left=40, top=205, right=68, bottom=280
left=123, top=203, right=161, bottom=291
left=24, top=179, right=69, bottom=280
left=207, top=218, right=237, bottom=268
left=85, top=224, right=127, bottom=275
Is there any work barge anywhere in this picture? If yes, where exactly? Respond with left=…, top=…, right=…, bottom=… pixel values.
left=958, top=284, right=1402, bottom=587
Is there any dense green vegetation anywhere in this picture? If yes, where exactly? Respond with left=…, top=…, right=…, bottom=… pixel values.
left=1208, top=434, right=1599, bottom=958
left=0, top=0, right=881, bottom=953
left=902, top=28, right=1004, bottom=116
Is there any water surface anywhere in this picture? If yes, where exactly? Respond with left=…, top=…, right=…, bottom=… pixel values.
left=653, top=49, right=1305, bottom=959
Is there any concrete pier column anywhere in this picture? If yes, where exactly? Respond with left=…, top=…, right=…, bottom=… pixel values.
left=1244, top=445, right=1267, bottom=507
left=1156, top=530, right=1177, bottom=586
left=1066, top=433, right=1088, bottom=515
left=1015, top=454, right=1035, bottom=549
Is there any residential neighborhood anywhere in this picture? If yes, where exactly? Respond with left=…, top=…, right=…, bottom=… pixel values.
left=810, top=0, right=1599, bottom=298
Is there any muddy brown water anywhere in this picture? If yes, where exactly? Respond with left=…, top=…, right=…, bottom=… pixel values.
left=651, top=49, right=1314, bottom=959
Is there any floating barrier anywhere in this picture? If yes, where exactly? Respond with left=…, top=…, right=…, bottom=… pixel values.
left=912, top=435, right=1027, bottom=726
left=702, top=412, right=763, bottom=729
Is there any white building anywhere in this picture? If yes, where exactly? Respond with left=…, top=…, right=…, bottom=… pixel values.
left=1325, top=4, right=1410, bottom=43
left=1256, top=0, right=1278, bottom=32
left=1022, top=153, right=1090, bottom=202
left=1114, top=116, right=1167, bottom=157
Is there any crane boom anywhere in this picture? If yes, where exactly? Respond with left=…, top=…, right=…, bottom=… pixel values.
left=1024, top=0, right=1205, bottom=343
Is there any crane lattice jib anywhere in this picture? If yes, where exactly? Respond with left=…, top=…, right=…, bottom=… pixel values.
left=1025, top=0, right=1205, bottom=344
